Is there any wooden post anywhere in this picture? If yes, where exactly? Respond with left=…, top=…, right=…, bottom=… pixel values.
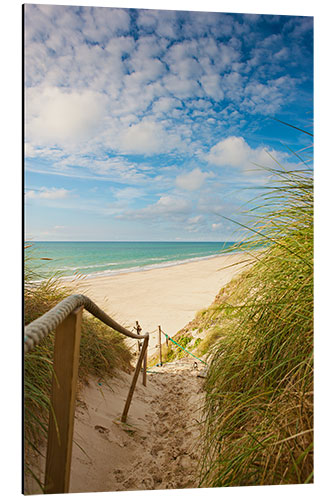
left=121, top=335, right=149, bottom=423
left=136, top=321, right=142, bottom=355
left=158, top=325, right=163, bottom=366
left=142, top=345, right=147, bottom=387
left=44, top=307, right=83, bottom=494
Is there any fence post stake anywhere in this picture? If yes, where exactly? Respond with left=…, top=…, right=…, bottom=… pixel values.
left=44, top=306, right=83, bottom=494
left=158, top=325, right=163, bottom=366
left=136, top=321, right=142, bottom=355
left=121, top=335, right=149, bottom=423
left=142, top=344, right=147, bottom=387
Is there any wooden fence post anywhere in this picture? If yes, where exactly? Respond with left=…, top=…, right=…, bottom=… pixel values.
left=158, top=325, right=163, bottom=366
left=44, top=306, right=83, bottom=494
left=121, top=335, right=149, bottom=423
left=142, top=345, right=147, bottom=386
left=136, top=321, right=142, bottom=355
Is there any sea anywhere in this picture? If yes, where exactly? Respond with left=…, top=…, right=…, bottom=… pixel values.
left=25, top=241, right=239, bottom=281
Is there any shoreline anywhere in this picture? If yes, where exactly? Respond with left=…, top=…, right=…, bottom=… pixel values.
left=66, top=252, right=253, bottom=356
left=30, top=250, right=244, bottom=284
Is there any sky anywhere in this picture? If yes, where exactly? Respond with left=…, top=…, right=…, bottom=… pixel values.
left=24, top=3, right=313, bottom=242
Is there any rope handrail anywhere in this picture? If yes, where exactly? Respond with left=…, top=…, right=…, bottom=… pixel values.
left=24, top=295, right=150, bottom=493
left=24, top=293, right=148, bottom=354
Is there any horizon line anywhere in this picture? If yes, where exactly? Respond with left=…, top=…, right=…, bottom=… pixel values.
left=26, top=240, right=240, bottom=243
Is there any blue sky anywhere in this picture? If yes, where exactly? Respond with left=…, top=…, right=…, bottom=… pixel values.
left=24, top=4, right=313, bottom=241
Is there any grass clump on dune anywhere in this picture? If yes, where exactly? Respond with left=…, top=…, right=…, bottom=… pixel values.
left=200, top=139, right=313, bottom=486
left=24, top=253, right=133, bottom=491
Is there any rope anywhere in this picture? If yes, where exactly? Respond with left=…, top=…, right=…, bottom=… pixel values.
left=24, top=294, right=148, bottom=354
left=161, top=330, right=208, bottom=366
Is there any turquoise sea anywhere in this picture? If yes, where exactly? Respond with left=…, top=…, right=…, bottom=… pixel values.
left=26, top=241, right=238, bottom=280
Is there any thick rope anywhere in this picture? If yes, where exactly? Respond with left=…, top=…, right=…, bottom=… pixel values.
left=24, top=294, right=148, bottom=354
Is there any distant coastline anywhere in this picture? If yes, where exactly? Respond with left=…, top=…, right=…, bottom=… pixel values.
left=25, top=241, right=241, bottom=282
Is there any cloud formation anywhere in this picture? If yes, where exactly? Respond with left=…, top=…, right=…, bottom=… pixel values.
left=26, top=87, right=108, bottom=146
left=25, top=187, right=72, bottom=200
left=25, top=6, right=312, bottom=156
left=176, top=168, right=211, bottom=191
left=24, top=6, right=313, bottom=240
left=206, top=136, right=283, bottom=169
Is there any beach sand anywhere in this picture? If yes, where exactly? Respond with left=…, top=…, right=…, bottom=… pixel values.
left=26, top=360, right=206, bottom=494
left=69, top=360, right=205, bottom=493
left=68, top=252, right=252, bottom=356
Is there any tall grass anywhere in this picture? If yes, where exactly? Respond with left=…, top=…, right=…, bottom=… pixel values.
left=24, top=250, right=133, bottom=490
left=200, top=142, right=313, bottom=486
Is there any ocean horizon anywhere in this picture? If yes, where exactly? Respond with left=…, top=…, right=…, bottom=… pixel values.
left=25, top=241, right=239, bottom=281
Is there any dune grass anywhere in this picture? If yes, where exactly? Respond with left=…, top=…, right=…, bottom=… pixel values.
left=199, top=145, right=313, bottom=486
left=24, top=252, right=133, bottom=491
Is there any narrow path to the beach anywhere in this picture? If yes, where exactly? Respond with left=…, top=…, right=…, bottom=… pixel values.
left=114, top=359, right=205, bottom=491
left=69, top=358, right=206, bottom=493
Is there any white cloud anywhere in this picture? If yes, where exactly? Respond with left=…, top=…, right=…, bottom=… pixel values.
left=188, top=215, right=203, bottom=224
left=206, top=137, right=252, bottom=167
left=136, top=10, right=158, bottom=31
left=24, top=142, right=36, bottom=157
left=119, top=120, right=182, bottom=155
left=119, top=121, right=163, bottom=154
left=163, top=73, right=201, bottom=99
left=149, top=195, right=191, bottom=216
left=212, top=223, right=222, bottom=230
left=119, top=195, right=192, bottom=221
left=26, top=87, right=108, bottom=147
left=112, top=187, right=143, bottom=202
left=206, top=136, right=282, bottom=170
left=200, top=74, right=224, bottom=101
left=25, top=187, right=71, bottom=200
left=152, top=97, right=180, bottom=114
left=176, top=168, right=211, bottom=191
left=81, top=6, right=131, bottom=42
left=242, top=77, right=296, bottom=115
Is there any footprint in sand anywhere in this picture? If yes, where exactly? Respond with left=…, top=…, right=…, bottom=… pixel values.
left=114, top=469, right=125, bottom=483
left=94, top=425, right=109, bottom=434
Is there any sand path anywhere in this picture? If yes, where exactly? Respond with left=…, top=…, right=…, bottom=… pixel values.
left=69, top=358, right=205, bottom=493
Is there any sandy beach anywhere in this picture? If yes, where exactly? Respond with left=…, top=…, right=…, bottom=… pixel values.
left=68, top=252, right=252, bottom=356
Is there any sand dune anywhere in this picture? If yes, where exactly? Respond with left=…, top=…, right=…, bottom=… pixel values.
left=69, top=252, right=251, bottom=356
